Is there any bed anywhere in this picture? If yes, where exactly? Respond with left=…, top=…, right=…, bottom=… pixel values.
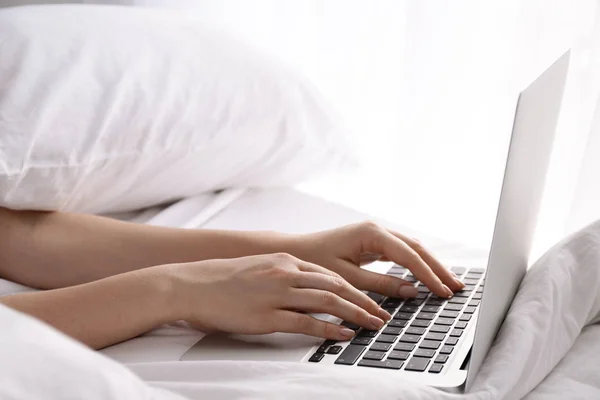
left=97, top=188, right=600, bottom=399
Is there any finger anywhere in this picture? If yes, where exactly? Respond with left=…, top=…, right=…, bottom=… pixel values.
left=340, top=259, right=420, bottom=298
left=283, top=289, right=385, bottom=331
left=290, top=271, right=391, bottom=321
left=366, top=230, right=453, bottom=298
left=274, top=310, right=357, bottom=340
left=387, top=230, right=464, bottom=291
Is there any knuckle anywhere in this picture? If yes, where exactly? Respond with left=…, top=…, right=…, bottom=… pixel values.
left=271, top=252, right=295, bottom=263
left=410, top=238, right=426, bottom=254
left=321, top=291, right=337, bottom=306
left=330, top=276, right=346, bottom=292
left=360, top=220, right=381, bottom=233
left=375, top=274, right=393, bottom=293
left=296, top=314, right=314, bottom=332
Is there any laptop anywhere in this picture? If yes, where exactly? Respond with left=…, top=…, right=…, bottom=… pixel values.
left=181, top=50, right=570, bottom=391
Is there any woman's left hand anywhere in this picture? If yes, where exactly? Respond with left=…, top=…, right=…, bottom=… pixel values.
left=283, top=221, right=464, bottom=299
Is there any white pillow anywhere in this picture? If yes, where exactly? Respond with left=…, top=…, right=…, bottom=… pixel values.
left=0, top=304, right=184, bottom=400
left=0, top=5, right=353, bottom=213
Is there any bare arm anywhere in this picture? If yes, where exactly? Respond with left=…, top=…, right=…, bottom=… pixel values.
left=0, top=207, right=283, bottom=289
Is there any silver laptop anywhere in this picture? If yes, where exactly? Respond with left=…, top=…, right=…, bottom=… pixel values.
left=181, top=50, right=570, bottom=391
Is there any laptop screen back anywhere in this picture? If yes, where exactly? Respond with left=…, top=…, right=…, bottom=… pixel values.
left=466, top=51, right=570, bottom=389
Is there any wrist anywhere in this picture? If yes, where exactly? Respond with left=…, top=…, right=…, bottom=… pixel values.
left=142, top=264, right=183, bottom=324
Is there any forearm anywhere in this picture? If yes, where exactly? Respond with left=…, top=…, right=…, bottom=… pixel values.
left=0, top=265, right=177, bottom=349
left=0, top=207, right=288, bottom=289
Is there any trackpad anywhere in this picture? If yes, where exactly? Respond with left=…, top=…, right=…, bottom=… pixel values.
left=180, top=332, right=322, bottom=362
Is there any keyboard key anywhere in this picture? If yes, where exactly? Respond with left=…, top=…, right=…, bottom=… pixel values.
left=410, top=319, right=431, bottom=328
left=416, top=312, right=436, bottom=320
left=358, top=359, right=403, bottom=370
left=430, top=324, right=450, bottom=333
left=455, top=321, right=468, bottom=329
left=414, top=348, right=436, bottom=358
left=472, top=293, right=483, bottom=300
left=469, top=300, right=481, bottom=307
left=416, top=293, right=429, bottom=299
left=463, top=278, right=480, bottom=285
left=351, top=337, right=372, bottom=346
left=439, top=311, right=459, bottom=319
left=445, top=337, right=459, bottom=345
left=470, top=268, right=485, bottom=273
left=317, top=340, right=336, bottom=353
left=463, top=285, right=477, bottom=291
left=357, top=329, right=379, bottom=338
left=389, top=265, right=406, bottom=273
left=444, top=304, right=463, bottom=311
left=363, top=350, right=385, bottom=361
left=454, top=289, right=473, bottom=297
left=327, top=345, right=343, bottom=354
left=389, top=319, right=408, bottom=328
left=450, top=267, right=466, bottom=274
left=383, top=327, right=403, bottom=336
left=476, top=287, right=484, bottom=293
left=406, top=327, right=426, bottom=335
left=404, top=299, right=424, bottom=307
left=399, top=305, right=419, bottom=313
left=382, top=298, right=403, bottom=308
left=459, top=314, right=472, bottom=322
left=367, top=292, right=386, bottom=304
left=450, top=329, right=463, bottom=337
left=464, top=306, right=477, bottom=314
left=399, top=334, right=421, bottom=343
left=376, top=334, right=397, bottom=344
left=335, top=345, right=366, bottom=365
left=388, top=350, right=411, bottom=360
left=429, top=363, right=444, bottom=373
left=419, top=340, right=441, bottom=350
left=403, top=276, right=418, bottom=283
left=417, top=286, right=431, bottom=293
left=370, top=342, right=392, bottom=352
left=436, top=318, right=455, bottom=326
left=405, top=357, right=430, bottom=372
left=435, top=354, right=449, bottom=363
left=309, top=352, right=324, bottom=362
left=440, top=345, right=454, bottom=354
left=394, top=312, right=414, bottom=320
left=341, top=321, right=360, bottom=331
left=449, top=297, right=468, bottom=303
left=426, top=299, right=446, bottom=306
left=394, top=343, right=415, bottom=352
left=424, top=332, right=446, bottom=341
left=383, top=307, right=396, bottom=314
left=422, top=305, right=441, bottom=313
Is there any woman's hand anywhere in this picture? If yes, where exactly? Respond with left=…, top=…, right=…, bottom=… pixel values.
left=282, top=222, right=464, bottom=299
left=167, top=253, right=392, bottom=340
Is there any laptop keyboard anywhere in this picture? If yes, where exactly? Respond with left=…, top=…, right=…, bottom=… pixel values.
left=308, top=265, right=485, bottom=373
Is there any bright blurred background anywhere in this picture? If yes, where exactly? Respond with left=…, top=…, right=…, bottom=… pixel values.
left=8, top=0, right=600, bottom=258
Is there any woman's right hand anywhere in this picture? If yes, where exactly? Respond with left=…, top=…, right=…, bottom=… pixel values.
left=165, top=253, right=395, bottom=341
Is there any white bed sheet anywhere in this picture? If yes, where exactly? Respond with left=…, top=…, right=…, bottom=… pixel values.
left=117, top=188, right=600, bottom=400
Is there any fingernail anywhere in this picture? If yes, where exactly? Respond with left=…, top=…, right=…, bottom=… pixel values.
left=443, top=285, right=454, bottom=298
left=369, top=315, right=384, bottom=329
left=340, top=328, right=355, bottom=338
left=379, top=308, right=392, bottom=321
left=398, top=285, right=418, bottom=298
